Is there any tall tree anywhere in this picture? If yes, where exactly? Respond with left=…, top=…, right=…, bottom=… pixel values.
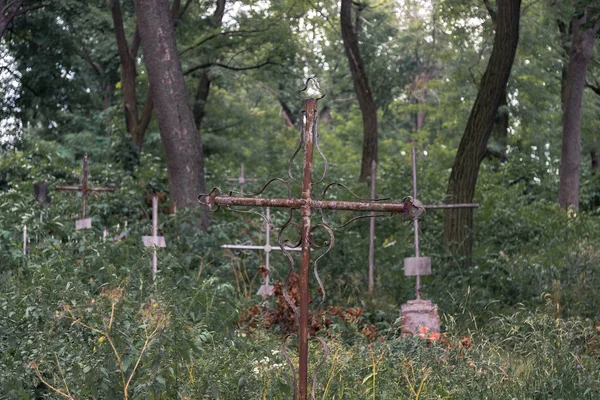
left=558, top=9, right=600, bottom=210
left=110, top=0, right=153, bottom=151
left=340, top=0, right=378, bottom=182
left=135, top=0, right=207, bottom=217
left=443, top=0, right=522, bottom=264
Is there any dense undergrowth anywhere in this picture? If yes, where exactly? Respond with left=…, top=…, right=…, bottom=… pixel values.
left=1, top=140, right=600, bottom=398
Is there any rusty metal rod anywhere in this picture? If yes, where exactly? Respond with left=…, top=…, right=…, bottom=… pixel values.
left=423, top=203, right=478, bottom=209
left=298, top=98, right=317, bottom=400
left=411, top=147, right=421, bottom=299
left=205, top=196, right=411, bottom=214
left=368, top=159, right=376, bottom=297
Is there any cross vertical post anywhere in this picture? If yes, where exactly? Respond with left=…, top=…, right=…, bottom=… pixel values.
left=23, top=225, right=27, bottom=255
left=142, top=194, right=166, bottom=280
left=368, top=160, right=376, bottom=297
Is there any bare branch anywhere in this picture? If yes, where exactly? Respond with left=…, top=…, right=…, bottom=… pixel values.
left=585, top=81, right=600, bottom=96
left=184, top=59, right=271, bottom=75
left=180, top=26, right=272, bottom=56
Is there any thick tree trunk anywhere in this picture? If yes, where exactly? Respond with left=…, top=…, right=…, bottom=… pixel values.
left=558, top=13, right=600, bottom=210
left=340, top=0, right=378, bottom=182
left=443, top=0, right=521, bottom=265
left=135, top=0, right=208, bottom=216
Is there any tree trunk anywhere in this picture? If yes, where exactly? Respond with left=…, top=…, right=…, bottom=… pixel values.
left=192, top=0, right=225, bottom=131
left=193, top=70, right=211, bottom=130
left=340, top=0, right=378, bottom=182
left=558, top=13, right=600, bottom=210
left=443, top=0, right=521, bottom=265
left=135, top=0, right=208, bottom=217
left=111, top=0, right=141, bottom=148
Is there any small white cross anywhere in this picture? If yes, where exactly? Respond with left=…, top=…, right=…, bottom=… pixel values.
left=222, top=208, right=301, bottom=296
left=142, top=194, right=166, bottom=280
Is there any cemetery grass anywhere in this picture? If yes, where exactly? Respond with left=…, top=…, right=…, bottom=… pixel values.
left=1, top=147, right=600, bottom=398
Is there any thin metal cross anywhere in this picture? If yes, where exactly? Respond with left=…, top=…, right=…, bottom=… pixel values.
left=55, top=153, right=116, bottom=230
left=22, top=225, right=27, bottom=255
left=404, top=147, right=479, bottom=299
left=199, top=79, right=416, bottom=400
left=142, top=194, right=166, bottom=280
left=226, top=163, right=258, bottom=195
left=368, top=160, right=376, bottom=296
left=222, top=207, right=302, bottom=296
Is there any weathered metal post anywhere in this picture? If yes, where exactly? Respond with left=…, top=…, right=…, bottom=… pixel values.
left=22, top=225, right=27, bottom=255
left=368, top=159, right=376, bottom=297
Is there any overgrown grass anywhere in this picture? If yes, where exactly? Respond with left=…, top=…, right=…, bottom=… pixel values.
left=2, top=143, right=600, bottom=398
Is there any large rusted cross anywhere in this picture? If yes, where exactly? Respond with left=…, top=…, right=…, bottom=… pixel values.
left=55, top=153, right=116, bottom=230
left=199, top=79, right=416, bottom=400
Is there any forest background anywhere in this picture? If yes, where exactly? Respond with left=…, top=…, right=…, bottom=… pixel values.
left=1, top=0, right=600, bottom=398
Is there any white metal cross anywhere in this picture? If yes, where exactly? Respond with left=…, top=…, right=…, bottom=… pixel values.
left=226, top=163, right=258, bottom=195
left=142, top=194, right=166, bottom=280
left=222, top=207, right=302, bottom=296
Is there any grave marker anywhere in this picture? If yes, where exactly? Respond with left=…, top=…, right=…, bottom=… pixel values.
left=400, top=147, right=478, bottom=337
left=55, top=153, right=116, bottom=230
left=226, top=163, right=258, bottom=195
left=142, top=194, right=166, bottom=280
left=199, top=79, right=417, bottom=400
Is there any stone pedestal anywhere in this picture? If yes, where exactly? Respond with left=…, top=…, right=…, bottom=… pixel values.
left=400, top=299, right=440, bottom=337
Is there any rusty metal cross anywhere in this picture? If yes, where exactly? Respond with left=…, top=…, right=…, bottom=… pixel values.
left=199, top=79, right=416, bottom=400
left=55, top=153, right=116, bottom=230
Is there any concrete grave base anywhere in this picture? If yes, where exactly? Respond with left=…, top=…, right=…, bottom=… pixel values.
left=400, top=299, right=440, bottom=337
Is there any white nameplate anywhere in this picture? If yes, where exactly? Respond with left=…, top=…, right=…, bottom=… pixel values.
left=142, top=236, right=166, bottom=248
left=76, top=218, right=92, bottom=230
